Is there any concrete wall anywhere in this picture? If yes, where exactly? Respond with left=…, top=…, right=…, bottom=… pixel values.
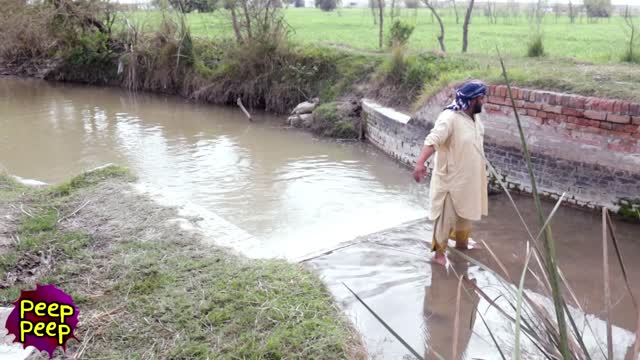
left=362, top=86, right=640, bottom=215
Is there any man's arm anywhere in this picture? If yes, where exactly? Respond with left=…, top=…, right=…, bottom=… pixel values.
left=412, top=145, right=435, bottom=182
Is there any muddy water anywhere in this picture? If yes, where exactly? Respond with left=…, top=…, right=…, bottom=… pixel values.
left=2, top=77, right=639, bottom=359
left=0, top=77, right=428, bottom=259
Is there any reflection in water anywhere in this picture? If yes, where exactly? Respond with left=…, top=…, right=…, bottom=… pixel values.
left=0, top=77, right=429, bottom=259
left=424, top=260, right=479, bottom=360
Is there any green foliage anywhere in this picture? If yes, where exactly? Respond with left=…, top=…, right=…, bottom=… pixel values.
left=315, top=0, right=339, bottom=12
left=527, top=33, right=545, bottom=57
left=312, top=102, right=360, bottom=138
left=51, top=165, right=132, bottom=197
left=388, top=20, right=415, bottom=47
left=168, top=0, right=218, bottom=13
left=584, top=0, right=611, bottom=18
left=66, top=31, right=113, bottom=67
left=404, top=0, right=419, bottom=9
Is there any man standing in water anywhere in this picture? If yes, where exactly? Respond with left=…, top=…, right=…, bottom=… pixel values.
left=412, top=81, right=489, bottom=266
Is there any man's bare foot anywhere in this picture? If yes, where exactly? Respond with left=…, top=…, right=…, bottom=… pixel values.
left=433, top=252, right=448, bottom=267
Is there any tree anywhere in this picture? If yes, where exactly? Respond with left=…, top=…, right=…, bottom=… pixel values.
left=568, top=1, right=576, bottom=23
left=225, top=0, right=286, bottom=44
left=584, top=0, right=611, bottom=18
left=423, top=0, right=445, bottom=52
left=377, top=0, right=384, bottom=48
left=315, top=0, right=338, bottom=11
left=451, top=0, right=459, bottom=24
left=623, top=5, right=638, bottom=62
left=169, top=0, right=218, bottom=13
left=462, top=0, right=474, bottom=52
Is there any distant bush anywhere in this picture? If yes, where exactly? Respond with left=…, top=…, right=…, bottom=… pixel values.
left=622, top=49, right=640, bottom=64
left=388, top=20, right=415, bottom=47
left=168, top=0, right=218, bottom=13
left=527, top=34, right=545, bottom=57
left=404, top=0, right=419, bottom=9
left=315, top=0, right=338, bottom=11
left=584, top=0, right=611, bottom=18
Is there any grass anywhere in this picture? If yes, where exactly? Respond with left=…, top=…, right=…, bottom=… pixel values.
left=117, top=8, right=640, bottom=105
left=123, top=8, right=636, bottom=64
left=0, top=166, right=363, bottom=359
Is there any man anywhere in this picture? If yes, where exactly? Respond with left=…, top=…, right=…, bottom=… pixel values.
left=412, top=81, right=489, bottom=267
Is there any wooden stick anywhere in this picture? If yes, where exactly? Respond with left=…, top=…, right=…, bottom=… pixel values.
left=237, top=97, right=252, bottom=121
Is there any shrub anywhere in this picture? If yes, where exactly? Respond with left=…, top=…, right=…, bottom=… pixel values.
left=315, top=0, right=338, bottom=11
left=584, top=0, right=611, bottom=18
left=168, top=0, right=219, bottom=12
left=527, top=34, right=545, bottom=57
left=404, top=0, right=419, bottom=9
left=387, top=20, right=415, bottom=48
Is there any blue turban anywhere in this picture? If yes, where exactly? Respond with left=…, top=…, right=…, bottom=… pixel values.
left=444, top=81, right=487, bottom=111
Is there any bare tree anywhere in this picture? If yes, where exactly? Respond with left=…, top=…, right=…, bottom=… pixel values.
left=568, top=1, right=576, bottom=23
left=623, top=5, right=637, bottom=61
left=225, top=0, right=285, bottom=45
left=378, top=0, right=385, bottom=48
left=423, top=0, right=445, bottom=52
left=462, top=0, right=474, bottom=52
left=370, top=0, right=377, bottom=25
left=451, top=0, right=459, bottom=24
left=390, top=0, right=396, bottom=21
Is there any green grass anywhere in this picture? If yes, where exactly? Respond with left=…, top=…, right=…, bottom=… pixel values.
left=123, top=8, right=635, bottom=64
left=0, top=165, right=361, bottom=359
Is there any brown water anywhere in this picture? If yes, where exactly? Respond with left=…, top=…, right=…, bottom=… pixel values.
left=1, top=77, right=639, bottom=359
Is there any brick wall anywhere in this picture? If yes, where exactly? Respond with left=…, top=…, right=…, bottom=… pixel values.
left=484, top=85, right=640, bottom=153
left=363, top=85, right=640, bottom=216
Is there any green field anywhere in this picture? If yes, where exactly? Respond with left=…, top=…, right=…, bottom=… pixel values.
left=126, top=8, right=635, bottom=64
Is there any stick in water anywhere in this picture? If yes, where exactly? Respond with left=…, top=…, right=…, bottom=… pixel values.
left=237, top=97, right=252, bottom=121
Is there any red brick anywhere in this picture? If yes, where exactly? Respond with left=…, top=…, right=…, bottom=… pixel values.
left=632, top=116, right=640, bottom=125
left=611, top=124, right=640, bottom=133
left=566, top=123, right=578, bottom=130
left=547, top=118, right=560, bottom=126
left=522, top=89, right=530, bottom=101
left=556, top=114, right=568, bottom=122
left=600, top=122, right=613, bottom=130
left=524, top=102, right=543, bottom=110
left=607, top=114, right=631, bottom=124
left=526, top=109, right=538, bottom=117
left=488, top=96, right=509, bottom=106
left=607, top=143, right=632, bottom=152
left=543, top=93, right=555, bottom=105
left=562, top=108, right=584, bottom=117
left=484, top=104, right=501, bottom=112
left=529, top=91, right=537, bottom=102
left=576, top=97, right=587, bottom=109
left=567, top=116, right=579, bottom=123
left=560, top=95, right=572, bottom=107
left=613, top=101, right=622, bottom=114
left=542, top=104, right=563, bottom=114
left=582, top=126, right=602, bottom=134
left=537, top=111, right=549, bottom=119
left=585, top=98, right=596, bottom=110
left=488, top=85, right=497, bottom=96
left=584, top=110, right=607, bottom=121
left=498, top=86, right=507, bottom=97
left=633, top=132, right=640, bottom=139
left=556, top=94, right=565, bottom=105
left=630, top=103, right=640, bottom=116
left=620, top=101, right=631, bottom=115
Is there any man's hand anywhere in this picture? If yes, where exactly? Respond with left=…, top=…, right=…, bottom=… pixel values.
left=412, top=163, right=427, bottom=183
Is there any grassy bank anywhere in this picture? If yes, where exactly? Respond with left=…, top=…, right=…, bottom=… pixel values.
left=0, top=167, right=364, bottom=359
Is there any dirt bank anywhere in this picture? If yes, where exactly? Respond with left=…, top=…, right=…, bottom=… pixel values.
left=0, top=167, right=366, bottom=359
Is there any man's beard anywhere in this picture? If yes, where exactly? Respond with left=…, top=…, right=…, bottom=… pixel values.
left=473, top=102, right=483, bottom=114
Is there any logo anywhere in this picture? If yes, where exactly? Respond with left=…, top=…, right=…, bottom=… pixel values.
left=5, top=284, right=79, bottom=358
